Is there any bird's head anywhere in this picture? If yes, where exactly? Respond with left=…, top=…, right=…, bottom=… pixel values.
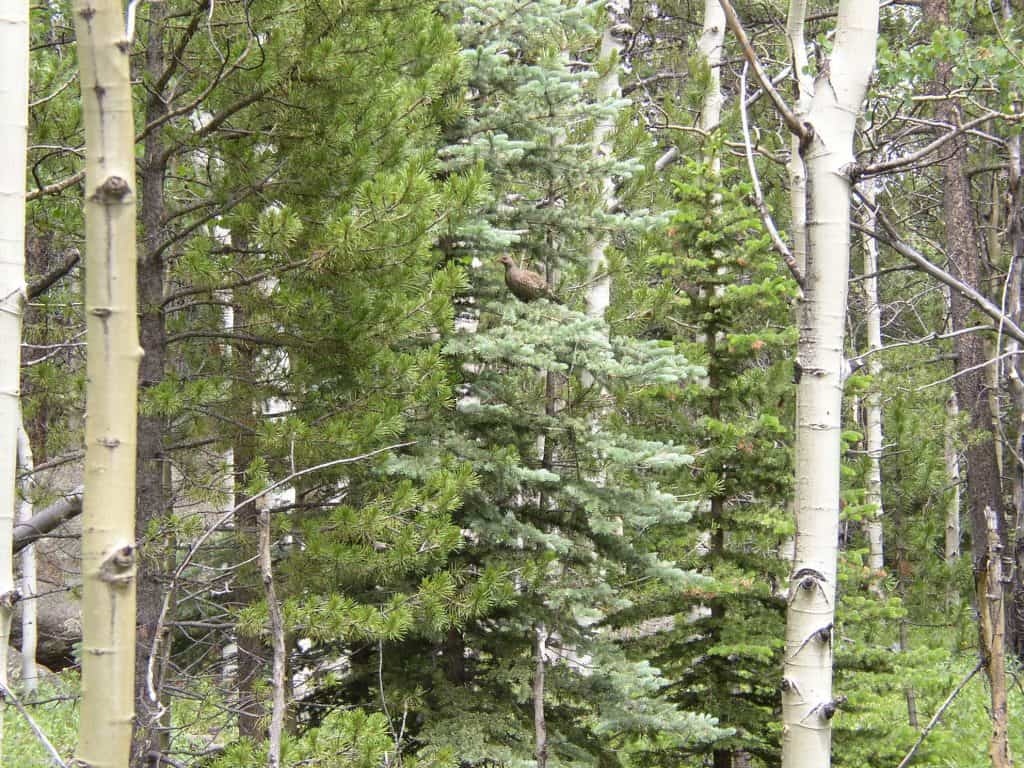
left=497, top=254, right=516, bottom=269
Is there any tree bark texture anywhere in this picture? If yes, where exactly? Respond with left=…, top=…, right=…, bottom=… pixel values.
left=584, top=21, right=623, bottom=323
left=259, top=507, right=286, bottom=768
left=784, top=0, right=813, bottom=277
left=233, top=304, right=269, bottom=740
left=944, top=392, right=962, bottom=563
left=133, top=3, right=173, bottom=763
left=778, top=2, right=878, bottom=766
left=17, top=417, right=38, bottom=692
left=72, top=0, right=143, bottom=764
left=923, top=0, right=1012, bottom=763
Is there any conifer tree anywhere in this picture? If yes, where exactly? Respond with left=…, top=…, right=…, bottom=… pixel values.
left=361, top=0, right=730, bottom=763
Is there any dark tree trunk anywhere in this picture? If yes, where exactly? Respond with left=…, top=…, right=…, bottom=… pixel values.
left=444, top=627, right=468, bottom=685
left=133, top=3, right=172, bottom=764
left=231, top=304, right=269, bottom=740
left=924, top=0, right=1011, bottom=763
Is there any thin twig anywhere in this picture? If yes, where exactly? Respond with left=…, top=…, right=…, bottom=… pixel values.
left=895, top=661, right=983, bottom=768
left=853, top=195, right=1024, bottom=345
left=740, top=64, right=805, bottom=290
left=0, top=680, right=68, bottom=767
left=916, top=348, right=1022, bottom=392
left=847, top=325, right=991, bottom=368
left=859, top=111, right=1024, bottom=178
left=146, top=442, right=416, bottom=705
left=719, top=0, right=808, bottom=140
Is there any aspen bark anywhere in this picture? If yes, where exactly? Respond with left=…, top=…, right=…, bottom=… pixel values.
left=584, top=22, right=622, bottom=322
left=533, top=624, right=548, bottom=768
left=1002, top=0, right=1024, bottom=662
left=72, top=0, right=142, bottom=765
left=698, top=0, right=725, bottom=141
left=860, top=187, right=885, bottom=572
left=17, top=417, right=37, bottom=692
left=0, top=0, right=29, bottom=757
left=780, top=2, right=878, bottom=766
left=944, top=392, right=961, bottom=563
left=784, top=0, right=813, bottom=276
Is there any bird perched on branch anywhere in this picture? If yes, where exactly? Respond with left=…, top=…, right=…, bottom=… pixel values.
left=498, top=255, right=563, bottom=304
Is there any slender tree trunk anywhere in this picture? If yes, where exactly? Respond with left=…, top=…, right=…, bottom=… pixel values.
left=892, top=485, right=919, bottom=727
left=784, top=0, right=813, bottom=276
left=944, top=392, right=962, bottom=563
left=584, top=21, right=623, bottom=323
left=16, top=417, right=37, bottom=692
left=444, top=628, right=468, bottom=684
left=232, top=302, right=268, bottom=740
left=259, top=507, right=286, bottom=768
left=1001, top=0, right=1024, bottom=658
left=0, top=1, right=29, bottom=757
left=922, top=2, right=1012, bottom=764
left=133, top=3, right=173, bottom=763
left=860, top=186, right=885, bottom=572
left=776, top=3, right=878, bottom=766
left=72, top=0, right=142, bottom=764
left=533, top=624, right=548, bottom=768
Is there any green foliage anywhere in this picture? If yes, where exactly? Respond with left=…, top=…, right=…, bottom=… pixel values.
left=2, top=676, right=79, bottom=767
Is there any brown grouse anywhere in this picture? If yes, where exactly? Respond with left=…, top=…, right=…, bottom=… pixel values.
left=498, top=255, right=563, bottom=304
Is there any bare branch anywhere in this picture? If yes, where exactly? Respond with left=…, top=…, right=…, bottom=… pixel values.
left=0, top=680, right=68, bottom=767
left=27, top=248, right=80, bottom=300
left=896, top=661, right=983, bottom=768
left=718, top=0, right=809, bottom=140
left=739, top=64, right=804, bottom=290
left=26, top=170, right=85, bottom=202
left=146, top=442, right=417, bottom=706
left=859, top=111, right=1024, bottom=178
left=13, top=491, right=83, bottom=554
left=853, top=196, right=1024, bottom=346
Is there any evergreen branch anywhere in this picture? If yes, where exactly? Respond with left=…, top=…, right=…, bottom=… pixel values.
left=161, top=257, right=311, bottom=307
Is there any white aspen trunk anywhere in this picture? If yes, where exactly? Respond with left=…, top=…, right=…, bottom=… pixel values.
left=72, top=0, right=142, bottom=765
left=0, top=2, right=29, bottom=756
left=860, top=187, right=884, bottom=572
left=698, top=0, right=725, bottom=140
left=585, top=22, right=623, bottom=322
left=944, top=392, right=961, bottom=563
left=533, top=624, right=548, bottom=768
left=783, top=2, right=878, bottom=766
left=17, top=417, right=37, bottom=692
left=941, top=286, right=962, bottom=564
left=785, top=0, right=814, bottom=275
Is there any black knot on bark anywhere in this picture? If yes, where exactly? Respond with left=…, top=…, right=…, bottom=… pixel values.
left=95, top=176, right=133, bottom=203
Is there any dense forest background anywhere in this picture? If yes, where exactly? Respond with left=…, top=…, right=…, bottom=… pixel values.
left=3, top=0, right=1024, bottom=766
